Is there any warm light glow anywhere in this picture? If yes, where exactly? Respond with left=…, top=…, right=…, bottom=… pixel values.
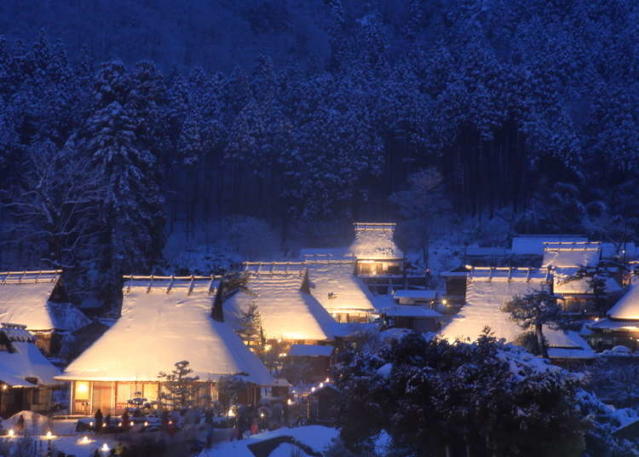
left=143, top=421, right=149, bottom=427
left=311, top=387, right=316, bottom=392
left=325, top=377, right=330, bottom=383
left=44, top=431, right=55, bottom=440
left=319, top=382, right=324, bottom=388
left=118, top=422, right=122, bottom=427
left=287, top=398, right=294, bottom=406
left=278, top=352, right=287, bottom=358
left=78, top=436, right=92, bottom=445
left=168, top=420, right=173, bottom=425
left=442, top=299, right=448, bottom=305
left=264, top=344, right=272, bottom=351
left=100, top=443, right=110, bottom=453
left=227, top=407, right=236, bottom=418
left=89, top=421, right=94, bottom=427
left=129, top=421, right=134, bottom=426
left=1, top=384, right=7, bottom=391
left=75, top=381, right=90, bottom=400
left=259, top=412, right=265, bottom=418
left=7, top=429, right=15, bottom=438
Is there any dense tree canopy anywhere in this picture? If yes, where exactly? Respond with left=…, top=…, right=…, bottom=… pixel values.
left=1, top=0, right=639, bottom=305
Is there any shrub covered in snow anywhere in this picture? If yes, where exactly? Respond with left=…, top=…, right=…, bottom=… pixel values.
left=332, top=331, right=637, bottom=457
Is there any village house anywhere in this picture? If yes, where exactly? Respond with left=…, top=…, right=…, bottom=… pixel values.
left=225, top=262, right=342, bottom=344
left=303, top=257, right=377, bottom=323
left=0, top=270, right=89, bottom=355
left=438, top=266, right=596, bottom=364
left=349, top=223, right=404, bottom=277
left=542, top=241, right=623, bottom=312
left=589, top=283, right=639, bottom=350
left=0, top=323, right=60, bottom=418
left=55, top=275, right=274, bottom=415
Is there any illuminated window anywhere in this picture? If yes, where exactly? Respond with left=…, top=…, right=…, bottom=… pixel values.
left=143, top=383, right=159, bottom=401
left=75, top=381, right=90, bottom=400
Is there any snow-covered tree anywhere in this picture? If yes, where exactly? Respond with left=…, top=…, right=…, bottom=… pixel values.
left=503, top=290, right=561, bottom=358
left=158, top=360, right=201, bottom=411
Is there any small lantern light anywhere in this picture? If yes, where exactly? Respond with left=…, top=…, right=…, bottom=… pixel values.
left=7, top=429, right=15, bottom=438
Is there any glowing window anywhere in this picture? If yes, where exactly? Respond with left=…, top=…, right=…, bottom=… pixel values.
left=75, top=381, right=90, bottom=400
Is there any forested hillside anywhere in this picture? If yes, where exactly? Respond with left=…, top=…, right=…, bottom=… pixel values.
left=1, top=0, right=638, bottom=308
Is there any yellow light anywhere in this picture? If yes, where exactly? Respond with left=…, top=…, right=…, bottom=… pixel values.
left=143, top=421, right=149, bottom=427
left=259, top=412, right=265, bottom=418
left=101, top=423, right=106, bottom=428
left=2, top=384, right=7, bottom=391
left=168, top=420, right=173, bottom=425
left=89, top=421, right=94, bottom=427
left=319, top=382, right=324, bottom=388
left=325, top=377, right=330, bottom=383
left=286, top=398, right=294, bottom=406
left=278, top=352, right=287, bottom=358
left=442, top=299, right=448, bottom=305
left=118, top=422, right=122, bottom=427
left=129, top=421, right=134, bottom=426
left=78, top=436, right=92, bottom=445
left=227, top=407, right=236, bottom=418
left=311, top=387, right=316, bottom=392
left=44, top=431, right=55, bottom=440
left=8, top=429, right=15, bottom=438
left=100, top=443, right=110, bottom=453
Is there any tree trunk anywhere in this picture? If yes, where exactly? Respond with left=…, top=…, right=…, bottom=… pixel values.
left=536, top=323, right=548, bottom=358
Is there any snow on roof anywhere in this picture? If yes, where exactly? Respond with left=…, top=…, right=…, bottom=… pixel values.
left=607, top=284, right=639, bottom=320
left=542, top=242, right=601, bottom=268
left=198, top=426, right=339, bottom=457
left=465, top=246, right=512, bottom=257
left=439, top=269, right=548, bottom=343
left=378, top=305, right=442, bottom=318
left=511, top=235, right=588, bottom=255
left=305, top=260, right=376, bottom=314
left=553, top=269, right=622, bottom=295
left=0, top=325, right=60, bottom=386
left=0, top=270, right=61, bottom=331
left=590, top=318, right=639, bottom=332
left=288, top=344, right=334, bottom=357
left=225, top=266, right=341, bottom=341
left=57, top=276, right=274, bottom=385
left=348, top=222, right=403, bottom=260
left=299, top=248, right=351, bottom=260
left=393, top=289, right=438, bottom=299
left=545, top=328, right=596, bottom=360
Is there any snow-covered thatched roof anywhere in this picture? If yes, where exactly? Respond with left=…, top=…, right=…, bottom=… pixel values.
left=225, top=263, right=341, bottom=341
left=511, top=235, right=588, bottom=255
left=542, top=242, right=601, bottom=268
left=545, top=328, right=596, bottom=360
left=439, top=268, right=549, bottom=343
left=0, top=270, right=60, bottom=331
left=607, top=284, right=639, bottom=321
left=0, top=324, right=60, bottom=387
left=57, top=276, right=274, bottom=385
left=378, top=305, right=442, bottom=318
left=348, top=223, right=403, bottom=260
left=304, top=259, right=376, bottom=315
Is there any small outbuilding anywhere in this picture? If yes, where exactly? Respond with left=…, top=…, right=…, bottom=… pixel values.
left=0, top=323, right=61, bottom=418
left=0, top=270, right=89, bottom=355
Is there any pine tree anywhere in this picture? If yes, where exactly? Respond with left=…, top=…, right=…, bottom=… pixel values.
left=158, top=360, right=201, bottom=411
left=503, top=290, right=561, bottom=358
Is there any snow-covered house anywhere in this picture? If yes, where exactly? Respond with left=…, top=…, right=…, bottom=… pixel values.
left=378, top=305, right=442, bottom=332
left=542, top=242, right=619, bottom=311
left=56, top=275, right=274, bottom=415
left=304, top=258, right=376, bottom=323
left=0, top=270, right=89, bottom=355
left=511, top=235, right=588, bottom=256
left=0, top=323, right=61, bottom=418
left=348, top=223, right=404, bottom=277
left=225, top=263, right=341, bottom=343
left=439, top=267, right=596, bottom=362
left=590, top=284, right=639, bottom=349
left=440, top=267, right=551, bottom=343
